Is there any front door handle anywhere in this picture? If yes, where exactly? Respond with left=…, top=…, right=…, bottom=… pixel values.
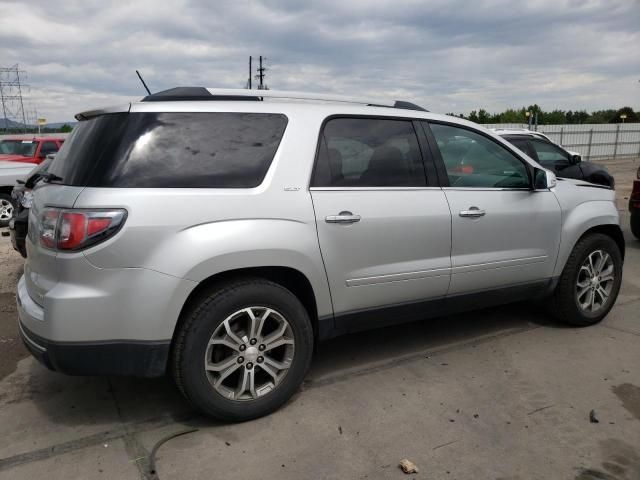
left=459, top=207, right=486, bottom=218
left=325, top=211, right=361, bottom=224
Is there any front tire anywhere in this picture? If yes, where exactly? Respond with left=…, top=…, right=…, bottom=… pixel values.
left=172, top=279, right=314, bottom=421
left=550, top=233, right=622, bottom=326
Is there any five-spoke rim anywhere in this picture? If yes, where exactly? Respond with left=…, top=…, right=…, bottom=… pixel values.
left=0, top=199, right=13, bottom=221
left=576, top=249, right=615, bottom=313
left=205, top=306, right=295, bottom=401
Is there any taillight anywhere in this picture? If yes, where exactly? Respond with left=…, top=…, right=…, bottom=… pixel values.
left=38, top=208, right=126, bottom=251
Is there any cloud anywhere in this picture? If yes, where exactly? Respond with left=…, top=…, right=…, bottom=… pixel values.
left=0, top=0, right=638, bottom=121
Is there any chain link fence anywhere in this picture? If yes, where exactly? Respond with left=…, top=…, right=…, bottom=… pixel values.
left=484, top=123, right=640, bottom=161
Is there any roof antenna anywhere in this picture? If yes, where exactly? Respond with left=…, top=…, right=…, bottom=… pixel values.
left=136, top=70, right=152, bottom=95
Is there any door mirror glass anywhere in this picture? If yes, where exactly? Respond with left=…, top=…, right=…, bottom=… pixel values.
left=535, top=168, right=557, bottom=189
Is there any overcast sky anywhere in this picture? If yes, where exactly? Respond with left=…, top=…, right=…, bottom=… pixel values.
left=1, top=0, right=639, bottom=122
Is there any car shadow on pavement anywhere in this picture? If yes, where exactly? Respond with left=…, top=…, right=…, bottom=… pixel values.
left=19, top=300, right=561, bottom=430
left=308, top=301, right=561, bottom=382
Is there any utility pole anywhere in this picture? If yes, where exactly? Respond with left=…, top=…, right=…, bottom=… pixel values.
left=256, top=56, right=267, bottom=90
left=248, top=56, right=252, bottom=89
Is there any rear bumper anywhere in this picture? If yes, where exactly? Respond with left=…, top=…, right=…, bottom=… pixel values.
left=16, top=274, right=171, bottom=377
left=18, top=321, right=170, bottom=377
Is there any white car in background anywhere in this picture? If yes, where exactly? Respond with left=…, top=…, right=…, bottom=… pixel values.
left=490, top=128, right=581, bottom=157
left=0, top=161, right=36, bottom=227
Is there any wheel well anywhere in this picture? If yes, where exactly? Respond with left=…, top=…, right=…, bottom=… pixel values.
left=580, top=224, right=625, bottom=260
left=0, top=186, right=15, bottom=196
left=173, top=266, right=319, bottom=344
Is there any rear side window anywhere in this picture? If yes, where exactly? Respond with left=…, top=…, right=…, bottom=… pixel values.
left=312, top=117, right=426, bottom=187
left=49, top=112, right=288, bottom=188
left=40, top=141, right=59, bottom=155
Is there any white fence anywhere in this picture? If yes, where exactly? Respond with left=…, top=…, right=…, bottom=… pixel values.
left=484, top=123, right=640, bottom=161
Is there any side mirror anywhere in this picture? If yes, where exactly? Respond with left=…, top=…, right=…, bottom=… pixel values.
left=534, top=168, right=557, bottom=190
left=570, top=154, right=582, bottom=164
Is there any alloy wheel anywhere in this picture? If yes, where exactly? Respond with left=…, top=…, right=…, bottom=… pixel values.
left=575, top=249, right=615, bottom=313
left=0, top=198, right=13, bottom=221
left=204, top=306, right=295, bottom=401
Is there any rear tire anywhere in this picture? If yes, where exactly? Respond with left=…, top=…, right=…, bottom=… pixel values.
left=0, top=194, right=15, bottom=228
left=172, top=278, right=314, bottom=421
left=550, top=233, right=622, bottom=326
left=631, top=213, right=640, bottom=240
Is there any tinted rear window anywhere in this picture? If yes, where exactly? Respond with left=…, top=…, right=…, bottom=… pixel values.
left=49, top=112, right=288, bottom=188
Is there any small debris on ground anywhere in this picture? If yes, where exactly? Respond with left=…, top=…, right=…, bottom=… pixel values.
left=225, top=441, right=231, bottom=446
left=399, top=459, right=419, bottom=474
left=589, top=409, right=599, bottom=423
left=338, top=426, right=343, bottom=435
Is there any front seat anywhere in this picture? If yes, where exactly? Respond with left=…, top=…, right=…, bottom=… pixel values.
left=359, top=145, right=408, bottom=186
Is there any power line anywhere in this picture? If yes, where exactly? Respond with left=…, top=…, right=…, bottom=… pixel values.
left=0, top=64, right=29, bottom=132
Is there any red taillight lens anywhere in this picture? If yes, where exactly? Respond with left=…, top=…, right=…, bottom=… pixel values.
left=58, top=213, right=88, bottom=250
left=38, top=208, right=126, bottom=251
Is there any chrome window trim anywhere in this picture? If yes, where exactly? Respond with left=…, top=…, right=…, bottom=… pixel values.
left=441, top=187, right=533, bottom=192
left=309, top=186, right=443, bottom=192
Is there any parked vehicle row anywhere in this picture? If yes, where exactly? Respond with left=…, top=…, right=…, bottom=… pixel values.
left=16, top=88, right=625, bottom=421
left=0, top=137, right=64, bottom=229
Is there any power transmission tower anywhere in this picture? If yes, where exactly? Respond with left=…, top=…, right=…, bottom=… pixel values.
left=0, top=64, right=29, bottom=132
left=255, top=56, right=268, bottom=90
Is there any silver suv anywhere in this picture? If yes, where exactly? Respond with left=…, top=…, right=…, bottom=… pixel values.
left=17, top=88, right=624, bottom=421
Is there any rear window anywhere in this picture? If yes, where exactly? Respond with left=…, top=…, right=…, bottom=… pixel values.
left=48, top=112, right=288, bottom=188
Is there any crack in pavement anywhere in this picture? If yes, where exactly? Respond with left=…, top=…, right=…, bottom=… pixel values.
left=107, top=377, right=155, bottom=480
left=0, top=411, right=197, bottom=473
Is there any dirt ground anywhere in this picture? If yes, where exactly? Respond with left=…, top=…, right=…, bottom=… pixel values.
left=0, top=156, right=638, bottom=480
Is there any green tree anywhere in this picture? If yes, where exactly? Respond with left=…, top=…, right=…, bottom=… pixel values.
left=477, top=109, right=490, bottom=123
left=60, top=124, right=73, bottom=133
left=544, top=109, right=566, bottom=125
left=610, top=107, right=637, bottom=123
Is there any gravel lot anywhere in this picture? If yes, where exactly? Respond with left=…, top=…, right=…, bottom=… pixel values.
left=0, top=157, right=639, bottom=480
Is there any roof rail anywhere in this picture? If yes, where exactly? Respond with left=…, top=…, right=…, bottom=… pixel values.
left=141, top=87, right=428, bottom=111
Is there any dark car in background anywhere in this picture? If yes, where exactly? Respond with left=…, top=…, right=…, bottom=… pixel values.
left=630, top=166, right=640, bottom=240
left=9, top=158, right=52, bottom=257
left=494, top=129, right=614, bottom=188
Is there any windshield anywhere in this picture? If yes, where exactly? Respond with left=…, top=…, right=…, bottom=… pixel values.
left=0, top=139, right=38, bottom=157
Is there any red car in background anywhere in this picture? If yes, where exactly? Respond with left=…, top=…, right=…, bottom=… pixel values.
left=0, top=137, right=65, bottom=164
left=631, top=166, right=640, bottom=240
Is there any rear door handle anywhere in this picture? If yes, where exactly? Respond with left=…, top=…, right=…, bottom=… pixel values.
left=325, top=211, right=361, bottom=224
left=459, top=207, right=486, bottom=218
